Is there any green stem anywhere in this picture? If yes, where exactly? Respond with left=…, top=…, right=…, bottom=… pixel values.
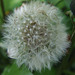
left=0, top=0, right=5, bottom=19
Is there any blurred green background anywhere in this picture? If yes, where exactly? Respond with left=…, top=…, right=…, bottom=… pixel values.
left=0, top=0, right=75, bottom=75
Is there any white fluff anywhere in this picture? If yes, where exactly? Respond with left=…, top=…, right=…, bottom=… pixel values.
left=3, top=1, right=70, bottom=71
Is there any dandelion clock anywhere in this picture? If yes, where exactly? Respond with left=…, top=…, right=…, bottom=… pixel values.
left=3, top=1, right=70, bottom=71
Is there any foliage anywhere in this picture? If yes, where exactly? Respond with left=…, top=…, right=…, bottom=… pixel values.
left=2, top=63, right=33, bottom=75
left=34, top=67, right=56, bottom=75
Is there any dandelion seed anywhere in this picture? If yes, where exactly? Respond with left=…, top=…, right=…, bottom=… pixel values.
left=33, top=25, right=36, bottom=28
left=29, top=28, right=32, bottom=32
left=24, top=29, right=26, bottom=32
left=26, top=25, right=28, bottom=28
left=27, top=33, right=30, bottom=36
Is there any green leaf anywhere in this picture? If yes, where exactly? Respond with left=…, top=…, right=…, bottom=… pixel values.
left=64, top=0, right=71, bottom=9
left=2, top=63, right=33, bottom=75
left=63, top=70, right=75, bottom=75
left=73, top=18, right=75, bottom=22
left=4, top=0, right=24, bottom=11
left=0, top=0, right=24, bottom=24
left=45, top=0, right=60, bottom=4
left=56, top=1, right=65, bottom=9
left=34, top=67, right=56, bottom=75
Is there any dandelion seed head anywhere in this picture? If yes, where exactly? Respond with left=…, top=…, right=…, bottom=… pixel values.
left=3, top=1, right=70, bottom=71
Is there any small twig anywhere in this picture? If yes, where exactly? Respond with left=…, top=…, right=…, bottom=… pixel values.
left=71, top=30, right=75, bottom=39
left=70, top=16, right=75, bottom=39
left=0, top=0, right=5, bottom=19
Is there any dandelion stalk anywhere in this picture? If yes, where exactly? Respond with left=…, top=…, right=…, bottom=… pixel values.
left=0, top=0, right=5, bottom=19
